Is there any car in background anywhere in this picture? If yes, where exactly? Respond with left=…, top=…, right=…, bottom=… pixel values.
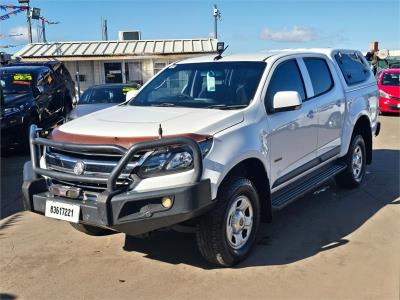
left=378, top=68, right=400, bottom=114
left=67, top=83, right=140, bottom=120
left=0, top=62, right=75, bottom=151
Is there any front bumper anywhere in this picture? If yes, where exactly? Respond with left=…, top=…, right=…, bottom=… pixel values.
left=22, top=125, right=212, bottom=235
left=379, top=97, right=400, bottom=113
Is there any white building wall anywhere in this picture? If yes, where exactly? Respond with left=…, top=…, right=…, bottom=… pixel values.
left=63, top=61, right=96, bottom=98
left=60, top=55, right=196, bottom=95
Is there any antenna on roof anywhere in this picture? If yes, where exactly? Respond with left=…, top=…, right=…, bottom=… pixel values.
left=158, top=124, right=163, bottom=139
left=214, top=42, right=228, bottom=60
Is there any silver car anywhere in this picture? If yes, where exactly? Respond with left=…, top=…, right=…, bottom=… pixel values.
left=68, top=83, right=140, bottom=120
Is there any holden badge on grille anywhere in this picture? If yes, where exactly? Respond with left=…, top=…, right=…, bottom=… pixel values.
left=73, top=161, right=86, bottom=175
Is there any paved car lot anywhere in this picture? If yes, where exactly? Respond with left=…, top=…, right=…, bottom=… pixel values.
left=0, top=115, right=399, bottom=300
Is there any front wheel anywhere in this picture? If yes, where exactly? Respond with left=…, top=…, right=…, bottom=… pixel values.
left=196, top=177, right=260, bottom=267
left=335, top=134, right=366, bottom=188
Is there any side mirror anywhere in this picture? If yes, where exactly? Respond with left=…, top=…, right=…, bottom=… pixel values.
left=126, top=89, right=138, bottom=101
left=272, top=91, right=302, bottom=112
left=34, top=85, right=45, bottom=96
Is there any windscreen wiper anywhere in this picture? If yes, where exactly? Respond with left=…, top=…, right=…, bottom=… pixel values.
left=150, top=102, right=176, bottom=107
left=205, top=104, right=248, bottom=110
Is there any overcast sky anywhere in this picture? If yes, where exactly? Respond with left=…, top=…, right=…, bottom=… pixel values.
left=1, top=0, right=399, bottom=54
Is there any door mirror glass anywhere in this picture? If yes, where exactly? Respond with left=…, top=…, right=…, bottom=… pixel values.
left=273, top=91, right=302, bottom=112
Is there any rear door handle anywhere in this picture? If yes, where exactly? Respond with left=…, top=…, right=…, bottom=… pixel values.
left=307, top=110, right=314, bottom=118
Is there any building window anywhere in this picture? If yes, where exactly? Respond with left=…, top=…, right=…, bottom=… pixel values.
left=125, top=62, right=143, bottom=85
left=154, top=62, right=167, bottom=75
left=104, top=62, right=122, bottom=84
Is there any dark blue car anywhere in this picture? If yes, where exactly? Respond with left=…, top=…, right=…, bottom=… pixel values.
left=0, top=62, right=75, bottom=151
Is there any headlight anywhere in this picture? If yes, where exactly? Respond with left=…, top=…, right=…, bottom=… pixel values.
left=379, top=90, right=391, bottom=98
left=137, top=139, right=213, bottom=178
left=2, top=107, right=21, bottom=117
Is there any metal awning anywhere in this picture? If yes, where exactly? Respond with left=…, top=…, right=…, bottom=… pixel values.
left=14, top=39, right=218, bottom=59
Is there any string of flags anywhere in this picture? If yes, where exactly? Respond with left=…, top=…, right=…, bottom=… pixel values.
left=39, top=16, right=59, bottom=25
left=0, top=4, right=27, bottom=10
left=0, top=44, right=24, bottom=49
left=0, top=4, right=58, bottom=24
left=0, top=4, right=28, bottom=21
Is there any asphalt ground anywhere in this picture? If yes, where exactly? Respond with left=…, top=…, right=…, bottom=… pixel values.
left=0, top=115, right=399, bottom=300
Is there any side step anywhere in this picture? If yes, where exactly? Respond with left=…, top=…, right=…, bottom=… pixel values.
left=271, top=162, right=347, bottom=210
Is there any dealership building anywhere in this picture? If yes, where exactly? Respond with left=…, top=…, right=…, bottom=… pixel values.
left=14, top=36, right=218, bottom=95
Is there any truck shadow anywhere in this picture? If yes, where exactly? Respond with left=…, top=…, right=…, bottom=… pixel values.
left=123, top=149, right=399, bottom=269
left=0, top=152, right=29, bottom=219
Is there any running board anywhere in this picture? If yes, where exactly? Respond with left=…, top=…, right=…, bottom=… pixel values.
left=271, top=162, right=347, bottom=210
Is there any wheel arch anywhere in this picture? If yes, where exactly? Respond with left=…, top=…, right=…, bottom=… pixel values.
left=351, top=115, right=372, bottom=164
left=217, top=157, right=272, bottom=222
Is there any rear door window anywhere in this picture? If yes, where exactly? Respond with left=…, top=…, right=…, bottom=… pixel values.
left=304, top=58, right=334, bottom=97
left=334, top=53, right=370, bottom=85
left=265, top=59, right=306, bottom=110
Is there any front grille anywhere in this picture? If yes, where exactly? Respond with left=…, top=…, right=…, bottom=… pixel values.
left=388, top=105, right=400, bottom=111
left=45, top=147, right=149, bottom=191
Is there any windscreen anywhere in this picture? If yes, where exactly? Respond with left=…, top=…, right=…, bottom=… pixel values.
left=130, top=62, right=266, bottom=109
left=79, top=86, right=136, bottom=104
left=381, top=72, right=400, bottom=86
left=0, top=71, right=34, bottom=94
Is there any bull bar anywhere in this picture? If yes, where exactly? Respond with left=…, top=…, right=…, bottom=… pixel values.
left=22, top=125, right=212, bottom=234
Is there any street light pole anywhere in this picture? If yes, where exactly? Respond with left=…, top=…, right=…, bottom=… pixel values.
left=213, top=4, right=221, bottom=39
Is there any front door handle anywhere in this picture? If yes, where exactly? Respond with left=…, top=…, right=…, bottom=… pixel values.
left=307, top=110, right=314, bottom=119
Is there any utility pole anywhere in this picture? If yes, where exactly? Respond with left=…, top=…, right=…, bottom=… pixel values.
left=41, top=18, right=46, bottom=42
left=18, top=0, right=32, bottom=43
left=104, top=19, right=108, bottom=41
left=101, top=17, right=108, bottom=41
left=27, top=6, right=32, bottom=43
left=213, top=4, right=221, bottom=39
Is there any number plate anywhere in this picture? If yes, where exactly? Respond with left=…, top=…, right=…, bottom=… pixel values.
left=397, top=103, right=400, bottom=108
left=45, top=200, right=80, bottom=223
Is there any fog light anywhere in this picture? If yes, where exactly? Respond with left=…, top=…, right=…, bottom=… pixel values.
left=161, top=196, right=173, bottom=208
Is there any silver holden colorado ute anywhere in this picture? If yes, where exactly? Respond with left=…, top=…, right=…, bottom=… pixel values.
left=22, top=48, right=380, bottom=266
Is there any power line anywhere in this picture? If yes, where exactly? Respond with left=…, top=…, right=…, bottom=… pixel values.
left=0, top=33, right=24, bottom=39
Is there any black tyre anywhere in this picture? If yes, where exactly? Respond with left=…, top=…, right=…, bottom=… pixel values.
left=196, top=177, right=260, bottom=267
left=70, top=223, right=115, bottom=236
left=335, top=134, right=366, bottom=188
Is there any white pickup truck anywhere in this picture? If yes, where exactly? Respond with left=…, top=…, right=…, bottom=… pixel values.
left=23, top=48, right=380, bottom=266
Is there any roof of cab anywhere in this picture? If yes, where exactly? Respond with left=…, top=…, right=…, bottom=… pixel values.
left=0, top=65, right=49, bottom=74
left=175, top=48, right=360, bottom=64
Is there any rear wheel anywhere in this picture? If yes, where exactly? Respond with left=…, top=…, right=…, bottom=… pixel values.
left=335, top=134, right=366, bottom=188
left=70, top=223, right=115, bottom=236
left=196, top=177, right=260, bottom=266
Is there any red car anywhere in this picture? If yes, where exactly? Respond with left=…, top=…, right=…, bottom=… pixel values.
left=378, top=69, right=400, bottom=114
